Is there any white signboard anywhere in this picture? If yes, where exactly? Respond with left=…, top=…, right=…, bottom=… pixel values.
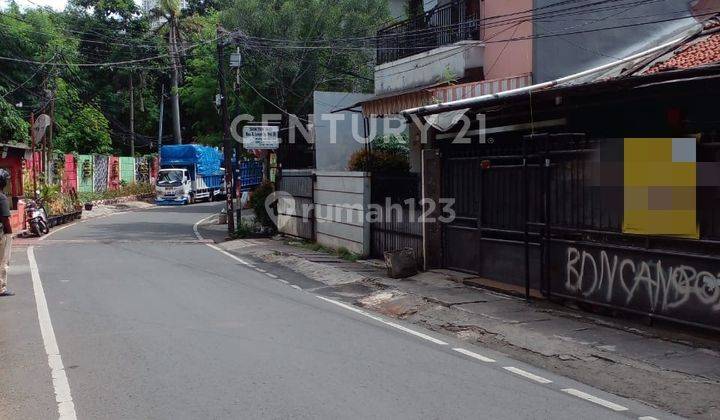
left=242, top=125, right=279, bottom=149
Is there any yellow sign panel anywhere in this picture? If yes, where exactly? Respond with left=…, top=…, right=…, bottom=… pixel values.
left=622, top=138, right=698, bottom=238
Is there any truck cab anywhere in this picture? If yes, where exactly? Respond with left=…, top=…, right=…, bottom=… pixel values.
left=156, top=168, right=192, bottom=204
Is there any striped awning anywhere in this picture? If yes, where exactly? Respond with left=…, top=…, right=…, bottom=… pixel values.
left=431, top=74, right=533, bottom=103
left=360, top=74, right=533, bottom=116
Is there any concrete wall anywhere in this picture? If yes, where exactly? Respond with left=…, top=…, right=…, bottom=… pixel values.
left=314, top=91, right=407, bottom=171
left=532, top=0, right=702, bottom=83
left=374, top=41, right=485, bottom=95
left=314, top=92, right=372, bottom=172
left=483, top=0, right=533, bottom=80
left=314, top=171, right=370, bottom=256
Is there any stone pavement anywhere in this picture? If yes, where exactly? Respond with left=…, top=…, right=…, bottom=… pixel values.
left=198, top=220, right=720, bottom=418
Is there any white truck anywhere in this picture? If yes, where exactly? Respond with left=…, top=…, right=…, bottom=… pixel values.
left=156, top=145, right=225, bottom=205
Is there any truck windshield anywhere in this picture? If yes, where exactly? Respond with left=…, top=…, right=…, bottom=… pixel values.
left=157, top=171, right=183, bottom=185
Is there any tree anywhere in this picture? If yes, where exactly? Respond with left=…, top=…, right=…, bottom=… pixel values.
left=53, top=79, right=113, bottom=154
left=220, top=0, right=389, bottom=116
left=155, top=0, right=184, bottom=144
left=0, top=88, right=30, bottom=144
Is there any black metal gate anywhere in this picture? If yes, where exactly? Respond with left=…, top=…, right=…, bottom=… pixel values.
left=441, top=147, right=544, bottom=290
left=440, top=133, right=720, bottom=330
left=369, top=173, right=423, bottom=265
left=276, top=169, right=314, bottom=240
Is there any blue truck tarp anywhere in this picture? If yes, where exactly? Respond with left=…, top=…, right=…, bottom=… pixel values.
left=160, top=145, right=223, bottom=176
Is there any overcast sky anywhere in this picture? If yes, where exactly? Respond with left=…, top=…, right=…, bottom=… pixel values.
left=2, top=0, right=141, bottom=11
left=2, top=0, right=68, bottom=11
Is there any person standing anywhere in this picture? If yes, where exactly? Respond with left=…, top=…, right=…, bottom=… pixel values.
left=0, top=169, right=14, bottom=297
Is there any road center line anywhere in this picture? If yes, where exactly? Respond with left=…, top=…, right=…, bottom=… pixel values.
left=561, top=388, right=628, bottom=412
left=503, top=367, right=553, bottom=384
left=452, top=347, right=496, bottom=363
left=27, top=246, right=77, bottom=420
left=316, top=296, right=448, bottom=345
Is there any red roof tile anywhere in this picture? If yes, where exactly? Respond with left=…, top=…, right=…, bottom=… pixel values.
left=644, top=31, right=720, bottom=74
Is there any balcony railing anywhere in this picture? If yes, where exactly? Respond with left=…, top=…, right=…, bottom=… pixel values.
left=376, top=0, right=482, bottom=65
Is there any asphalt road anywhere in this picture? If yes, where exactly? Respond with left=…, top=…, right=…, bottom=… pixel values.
left=0, top=202, right=677, bottom=419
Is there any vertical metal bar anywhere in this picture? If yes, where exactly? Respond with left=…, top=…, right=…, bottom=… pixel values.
left=476, top=156, right=482, bottom=276
left=523, top=136, right=530, bottom=300
left=543, top=134, right=551, bottom=296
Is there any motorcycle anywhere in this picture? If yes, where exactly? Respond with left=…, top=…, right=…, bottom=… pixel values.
left=25, top=198, right=50, bottom=237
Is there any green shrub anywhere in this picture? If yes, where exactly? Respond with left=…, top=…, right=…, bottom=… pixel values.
left=347, top=149, right=409, bottom=173
left=234, top=219, right=255, bottom=239
left=336, top=246, right=359, bottom=262
left=250, top=181, right=275, bottom=228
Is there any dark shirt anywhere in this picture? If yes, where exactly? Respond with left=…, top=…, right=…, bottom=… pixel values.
left=0, top=193, right=10, bottom=234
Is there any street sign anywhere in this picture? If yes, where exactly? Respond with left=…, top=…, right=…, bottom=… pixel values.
left=229, top=52, right=242, bottom=68
left=32, top=114, right=51, bottom=144
left=242, top=125, right=279, bottom=149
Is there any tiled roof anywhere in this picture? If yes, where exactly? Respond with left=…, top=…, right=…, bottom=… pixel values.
left=644, top=30, right=720, bottom=74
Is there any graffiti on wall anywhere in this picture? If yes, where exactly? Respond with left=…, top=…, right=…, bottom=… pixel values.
left=562, top=245, right=720, bottom=319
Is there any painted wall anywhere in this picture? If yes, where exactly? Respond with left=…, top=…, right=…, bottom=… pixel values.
left=483, top=0, right=533, bottom=80
left=76, top=155, right=94, bottom=193
left=119, top=157, right=135, bottom=184
left=62, top=154, right=77, bottom=194
left=314, top=171, right=371, bottom=256
left=93, top=155, right=109, bottom=193
left=314, top=92, right=406, bottom=171
left=532, top=0, right=703, bottom=83
left=108, top=156, right=120, bottom=190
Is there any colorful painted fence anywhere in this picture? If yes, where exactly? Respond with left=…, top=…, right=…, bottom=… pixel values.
left=76, top=155, right=93, bottom=193
left=54, top=154, right=156, bottom=194
left=108, top=156, right=120, bottom=190
left=119, top=157, right=135, bottom=185
left=93, top=155, right=109, bottom=193
left=62, top=154, right=77, bottom=194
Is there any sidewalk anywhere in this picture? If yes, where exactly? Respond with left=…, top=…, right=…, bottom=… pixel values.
left=199, top=221, right=720, bottom=418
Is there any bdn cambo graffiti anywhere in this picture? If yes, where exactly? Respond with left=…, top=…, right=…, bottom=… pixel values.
left=565, top=247, right=720, bottom=313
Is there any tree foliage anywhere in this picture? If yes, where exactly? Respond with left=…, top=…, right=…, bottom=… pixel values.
left=0, top=0, right=390, bottom=155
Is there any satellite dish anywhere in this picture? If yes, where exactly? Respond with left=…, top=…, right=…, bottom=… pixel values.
left=32, top=114, right=52, bottom=144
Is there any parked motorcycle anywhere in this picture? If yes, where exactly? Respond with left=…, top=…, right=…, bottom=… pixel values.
left=25, top=198, right=50, bottom=237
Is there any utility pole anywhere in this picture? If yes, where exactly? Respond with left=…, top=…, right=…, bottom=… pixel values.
left=217, top=26, right=235, bottom=235
left=30, top=112, right=37, bottom=199
left=158, top=84, right=165, bottom=154
left=48, top=89, right=55, bottom=184
left=130, top=73, right=135, bottom=156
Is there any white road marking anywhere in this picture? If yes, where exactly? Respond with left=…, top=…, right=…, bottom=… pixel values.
left=206, top=244, right=251, bottom=266
left=192, top=214, right=217, bottom=240
left=278, top=279, right=289, bottom=284
left=27, top=247, right=77, bottom=420
left=561, top=388, right=628, bottom=412
left=503, top=367, right=553, bottom=384
left=265, top=273, right=278, bottom=279
left=290, top=285, right=302, bottom=291
left=453, top=347, right=496, bottom=363
left=316, top=296, right=448, bottom=345
left=255, top=268, right=267, bottom=273
left=638, top=417, right=659, bottom=420
left=39, top=223, right=73, bottom=241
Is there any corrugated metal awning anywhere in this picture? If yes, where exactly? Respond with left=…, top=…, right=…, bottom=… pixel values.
left=360, top=74, right=533, bottom=117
